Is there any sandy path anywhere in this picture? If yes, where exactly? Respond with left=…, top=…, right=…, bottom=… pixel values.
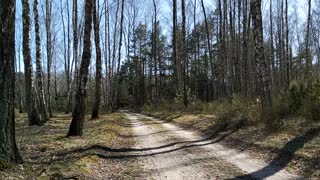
left=121, top=111, right=303, bottom=180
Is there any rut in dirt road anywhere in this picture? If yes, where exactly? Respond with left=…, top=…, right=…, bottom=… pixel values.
left=120, top=111, right=303, bottom=180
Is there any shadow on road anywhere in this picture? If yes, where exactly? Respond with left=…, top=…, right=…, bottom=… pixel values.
left=231, top=126, right=320, bottom=180
left=31, top=115, right=245, bottom=164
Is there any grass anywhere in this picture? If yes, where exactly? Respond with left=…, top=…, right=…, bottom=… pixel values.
left=0, top=112, right=142, bottom=179
left=142, top=100, right=320, bottom=179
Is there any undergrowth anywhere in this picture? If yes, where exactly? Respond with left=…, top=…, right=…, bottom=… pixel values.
left=144, top=79, right=320, bottom=131
left=273, top=78, right=320, bottom=122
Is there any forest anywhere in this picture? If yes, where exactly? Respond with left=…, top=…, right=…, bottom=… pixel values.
left=0, top=0, right=320, bottom=179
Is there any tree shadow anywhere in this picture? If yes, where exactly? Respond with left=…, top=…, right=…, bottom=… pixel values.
left=112, top=117, right=164, bottom=127
left=31, top=128, right=236, bottom=165
left=29, top=117, right=245, bottom=165
left=231, top=126, right=320, bottom=179
left=118, top=129, right=183, bottom=138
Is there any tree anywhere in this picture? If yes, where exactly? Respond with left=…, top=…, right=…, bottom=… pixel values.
left=269, top=0, right=275, bottom=88
left=91, top=0, right=102, bottom=119
left=305, top=0, right=312, bottom=78
left=152, top=0, right=158, bottom=102
left=110, top=0, right=120, bottom=111
left=113, top=0, right=125, bottom=111
left=181, top=0, right=188, bottom=108
left=0, top=0, right=23, bottom=163
left=172, top=0, right=178, bottom=97
left=67, top=0, right=93, bottom=136
left=34, top=0, right=49, bottom=122
left=22, top=0, right=43, bottom=126
left=200, top=0, right=214, bottom=101
left=72, top=0, right=79, bottom=112
left=60, top=0, right=73, bottom=114
left=250, top=0, right=274, bottom=126
left=46, top=0, right=53, bottom=117
left=285, top=0, right=290, bottom=89
left=242, top=0, right=249, bottom=97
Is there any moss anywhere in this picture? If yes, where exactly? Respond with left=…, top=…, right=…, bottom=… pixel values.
left=0, top=160, right=11, bottom=170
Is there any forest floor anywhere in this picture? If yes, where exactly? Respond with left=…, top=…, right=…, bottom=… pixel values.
left=141, top=110, right=320, bottom=179
left=0, top=113, right=142, bottom=179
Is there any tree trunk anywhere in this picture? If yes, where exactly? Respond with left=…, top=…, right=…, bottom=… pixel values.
left=91, top=0, right=102, bottom=119
left=22, top=0, right=42, bottom=126
left=110, top=0, right=120, bottom=110
left=113, top=0, right=125, bottom=111
left=172, top=0, right=178, bottom=98
left=105, top=0, right=112, bottom=111
left=46, top=0, right=53, bottom=118
left=305, top=0, right=312, bottom=78
left=200, top=0, right=215, bottom=101
left=181, top=0, right=188, bottom=108
left=34, top=0, right=49, bottom=123
left=67, top=0, right=93, bottom=137
left=250, top=0, right=274, bottom=126
left=72, top=0, right=78, bottom=112
left=152, top=0, right=158, bottom=102
left=0, top=0, right=23, bottom=163
left=285, top=0, right=290, bottom=88
left=242, top=0, right=249, bottom=97
left=270, top=0, right=275, bottom=90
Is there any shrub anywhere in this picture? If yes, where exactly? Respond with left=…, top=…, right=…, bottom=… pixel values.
left=277, top=78, right=320, bottom=122
left=272, top=93, right=291, bottom=119
left=288, top=81, right=306, bottom=112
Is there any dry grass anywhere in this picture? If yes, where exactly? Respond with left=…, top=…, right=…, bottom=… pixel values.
left=0, top=113, right=142, bottom=179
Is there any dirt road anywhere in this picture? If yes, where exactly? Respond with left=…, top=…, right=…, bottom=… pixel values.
left=121, top=111, right=303, bottom=180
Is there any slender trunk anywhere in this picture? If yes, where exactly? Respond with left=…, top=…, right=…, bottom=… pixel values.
left=92, top=0, right=102, bottom=119
left=200, top=0, right=215, bottom=101
left=72, top=0, right=78, bottom=112
left=110, top=0, right=120, bottom=110
left=46, top=0, right=53, bottom=117
left=270, top=0, right=275, bottom=90
left=34, top=0, right=49, bottom=123
left=105, top=0, right=111, bottom=111
left=285, top=0, right=289, bottom=88
left=182, top=0, right=188, bottom=108
left=242, top=0, right=249, bottom=97
left=66, top=0, right=72, bottom=114
left=113, top=0, right=125, bottom=111
left=22, top=0, right=42, bottom=126
left=305, top=0, right=312, bottom=78
left=17, top=45, right=24, bottom=113
left=172, top=0, right=178, bottom=98
left=153, top=0, right=158, bottom=102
